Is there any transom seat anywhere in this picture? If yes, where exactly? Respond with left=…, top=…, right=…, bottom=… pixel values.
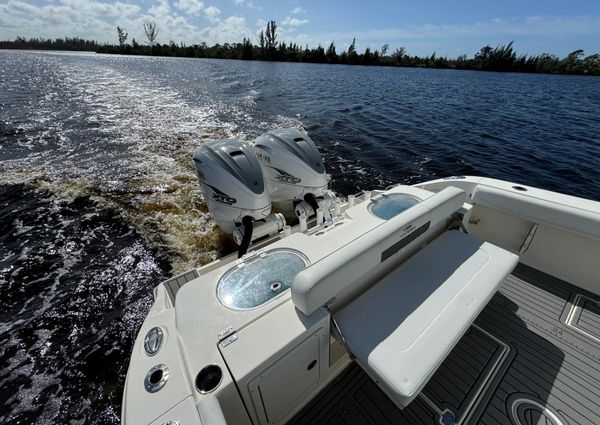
left=334, top=230, right=518, bottom=408
left=291, top=186, right=518, bottom=409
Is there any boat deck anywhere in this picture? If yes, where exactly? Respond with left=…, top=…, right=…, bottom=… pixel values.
left=289, top=264, right=600, bottom=425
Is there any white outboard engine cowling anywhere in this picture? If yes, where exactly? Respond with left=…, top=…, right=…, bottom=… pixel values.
left=193, top=139, right=271, bottom=234
left=253, top=128, right=330, bottom=217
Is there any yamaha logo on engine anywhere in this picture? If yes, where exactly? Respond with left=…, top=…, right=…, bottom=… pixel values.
left=207, top=184, right=237, bottom=205
left=256, top=151, right=271, bottom=163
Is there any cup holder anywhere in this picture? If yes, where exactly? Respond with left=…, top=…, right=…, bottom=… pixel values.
left=195, top=364, right=223, bottom=393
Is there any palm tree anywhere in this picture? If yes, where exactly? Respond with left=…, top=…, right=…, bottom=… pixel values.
left=144, top=21, right=159, bottom=46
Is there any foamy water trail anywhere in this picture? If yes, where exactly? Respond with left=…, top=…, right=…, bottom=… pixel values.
left=1, top=52, right=304, bottom=273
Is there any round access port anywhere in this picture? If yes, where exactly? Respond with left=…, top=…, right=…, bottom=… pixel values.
left=144, top=364, right=170, bottom=393
left=195, top=365, right=222, bottom=393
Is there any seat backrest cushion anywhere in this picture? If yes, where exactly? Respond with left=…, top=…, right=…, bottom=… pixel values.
left=291, top=186, right=465, bottom=315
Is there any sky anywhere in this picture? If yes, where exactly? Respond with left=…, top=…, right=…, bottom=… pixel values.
left=1, top=0, right=600, bottom=57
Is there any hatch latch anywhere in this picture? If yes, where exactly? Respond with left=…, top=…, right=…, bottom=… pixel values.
left=217, top=326, right=238, bottom=347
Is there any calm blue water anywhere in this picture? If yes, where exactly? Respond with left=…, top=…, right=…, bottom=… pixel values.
left=1, top=50, right=599, bottom=423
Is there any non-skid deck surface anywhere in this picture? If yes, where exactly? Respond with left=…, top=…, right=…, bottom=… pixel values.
left=289, top=264, right=600, bottom=425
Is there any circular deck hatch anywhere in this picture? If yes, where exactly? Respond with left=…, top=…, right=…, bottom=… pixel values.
left=368, top=193, right=420, bottom=220
left=217, top=249, right=308, bottom=310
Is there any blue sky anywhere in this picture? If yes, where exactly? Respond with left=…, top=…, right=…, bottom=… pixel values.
left=1, top=0, right=600, bottom=57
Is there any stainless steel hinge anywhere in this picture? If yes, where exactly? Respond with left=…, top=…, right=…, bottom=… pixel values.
left=235, top=249, right=267, bottom=269
left=217, top=326, right=237, bottom=347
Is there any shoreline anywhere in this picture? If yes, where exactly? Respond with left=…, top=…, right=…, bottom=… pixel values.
left=0, top=41, right=600, bottom=77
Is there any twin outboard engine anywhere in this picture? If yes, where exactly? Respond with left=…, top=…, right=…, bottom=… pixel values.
left=193, top=130, right=334, bottom=256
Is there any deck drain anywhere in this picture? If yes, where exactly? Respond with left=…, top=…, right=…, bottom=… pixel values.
left=271, top=282, right=282, bottom=292
left=507, top=394, right=565, bottom=425
left=439, top=409, right=455, bottom=425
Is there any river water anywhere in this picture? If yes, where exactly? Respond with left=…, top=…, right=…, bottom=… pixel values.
left=1, top=50, right=599, bottom=424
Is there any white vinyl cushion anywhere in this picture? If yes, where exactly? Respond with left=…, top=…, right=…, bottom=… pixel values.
left=292, top=187, right=466, bottom=315
left=196, top=395, right=227, bottom=425
left=335, top=230, right=518, bottom=409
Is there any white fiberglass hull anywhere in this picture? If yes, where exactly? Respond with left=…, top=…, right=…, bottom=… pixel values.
left=122, top=176, right=600, bottom=425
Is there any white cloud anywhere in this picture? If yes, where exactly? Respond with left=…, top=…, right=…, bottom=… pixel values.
left=149, top=0, right=170, bottom=16
left=199, top=16, right=250, bottom=44
left=233, top=0, right=256, bottom=8
left=291, top=7, right=305, bottom=14
left=61, top=0, right=140, bottom=17
left=0, top=0, right=252, bottom=46
left=174, top=0, right=203, bottom=15
left=0, top=0, right=134, bottom=41
left=282, top=17, right=309, bottom=27
left=204, top=5, right=220, bottom=22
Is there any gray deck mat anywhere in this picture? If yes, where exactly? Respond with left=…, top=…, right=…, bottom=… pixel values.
left=288, top=264, right=600, bottom=425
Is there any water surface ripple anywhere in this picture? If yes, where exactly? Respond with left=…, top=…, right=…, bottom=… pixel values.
left=1, top=51, right=599, bottom=424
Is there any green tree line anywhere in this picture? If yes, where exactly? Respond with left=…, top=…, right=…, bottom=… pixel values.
left=1, top=35, right=100, bottom=51
left=2, top=20, right=599, bottom=76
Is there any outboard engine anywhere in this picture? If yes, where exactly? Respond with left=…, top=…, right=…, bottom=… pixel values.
left=193, top=140, right=285, bottom=256
left=253, top=128, right=333, bottom=219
